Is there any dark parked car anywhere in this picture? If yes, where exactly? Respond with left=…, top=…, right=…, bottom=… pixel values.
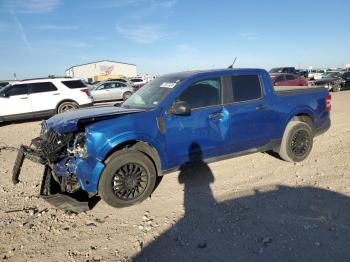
left=270, top=73, right=308, bottom=86
left=312, top=71, right=350, bottom=92
left=341, top=71, right=350, bottom=89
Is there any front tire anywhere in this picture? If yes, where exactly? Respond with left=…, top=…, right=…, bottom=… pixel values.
left=98, top=150, right=157, bottom=208
left=278, top=120, right=313, bottom=162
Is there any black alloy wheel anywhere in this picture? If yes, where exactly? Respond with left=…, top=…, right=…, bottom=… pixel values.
left=112, top=163, right=148, bottom=200
left=290, top=130, right=311, bottom=158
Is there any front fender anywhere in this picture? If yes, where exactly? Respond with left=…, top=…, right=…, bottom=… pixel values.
left=86, top=130, right=167, bottom=170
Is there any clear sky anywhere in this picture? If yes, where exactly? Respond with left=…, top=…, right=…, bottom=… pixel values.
left=0, top=0, right=349, bottom=79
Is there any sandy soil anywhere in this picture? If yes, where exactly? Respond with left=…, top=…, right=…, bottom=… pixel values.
left=0, top=91, right=349, bottom=262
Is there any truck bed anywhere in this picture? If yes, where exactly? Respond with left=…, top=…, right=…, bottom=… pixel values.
left=274, top=85, right=327, bottom=95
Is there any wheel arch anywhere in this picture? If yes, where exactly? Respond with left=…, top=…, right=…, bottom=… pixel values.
left=104, top=140, right=163, bottom=177
left=285, top=108, right=315, bottom=131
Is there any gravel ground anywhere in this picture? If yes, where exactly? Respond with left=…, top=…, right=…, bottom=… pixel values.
left=0, top=91, right=350, bottom=262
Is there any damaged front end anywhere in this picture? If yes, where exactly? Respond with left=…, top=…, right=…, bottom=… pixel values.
left=12, top=122, right=101, bottom=212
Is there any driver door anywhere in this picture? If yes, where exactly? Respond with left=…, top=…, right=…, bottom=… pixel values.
left=164, top=78, right=229, bottom=169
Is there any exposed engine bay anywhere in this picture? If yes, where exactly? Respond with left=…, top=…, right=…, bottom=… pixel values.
left=12, top=122, right=93, bottom=212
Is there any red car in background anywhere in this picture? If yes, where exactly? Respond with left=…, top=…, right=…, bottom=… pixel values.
left=270, top=73, right=308, bottom=86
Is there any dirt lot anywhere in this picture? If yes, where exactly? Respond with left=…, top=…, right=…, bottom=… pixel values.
left=0, top=91, right=350, bottom=262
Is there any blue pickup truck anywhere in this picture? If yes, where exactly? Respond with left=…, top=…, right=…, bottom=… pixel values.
left=12, top=68, right=331, bottom=211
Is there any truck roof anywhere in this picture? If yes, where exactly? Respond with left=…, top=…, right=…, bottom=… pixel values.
left=162, top=68, right=267, bottom=80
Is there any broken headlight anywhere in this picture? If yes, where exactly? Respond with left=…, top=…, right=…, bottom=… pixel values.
left=67, top=132, right=88, bottom=158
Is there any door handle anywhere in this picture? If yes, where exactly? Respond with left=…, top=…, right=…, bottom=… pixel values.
left=256, top=105, right=269, bottom=110
left=208, top=112, right=223, bottom=119
left=52, top=93, right=60, bottom=96
left=20, top=97, right=28, bottom=100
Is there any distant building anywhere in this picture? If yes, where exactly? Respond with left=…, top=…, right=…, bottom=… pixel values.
left=65, top=60, right=137, bottom=83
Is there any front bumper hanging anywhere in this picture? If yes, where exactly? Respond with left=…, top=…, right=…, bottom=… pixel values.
left=12, top=144, right=90, bottom=213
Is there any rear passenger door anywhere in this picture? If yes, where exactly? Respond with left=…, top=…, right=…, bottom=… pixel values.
left=223, top=74, right=276, bottom=154
left=30, top=82, right=60, bottom=113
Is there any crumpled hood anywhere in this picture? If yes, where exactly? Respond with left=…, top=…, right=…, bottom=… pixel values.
left=45, top=106, right=145, bottom=133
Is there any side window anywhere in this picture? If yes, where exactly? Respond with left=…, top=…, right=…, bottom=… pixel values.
left=121, top=83, right=126, bottom=87
left=275, top=75, right=285, bottom=83
left=230, top=75, right=262, bottom=102
left=285, top=75, right=295, bottom=81
left=6, top=84, right=29, bottom=96
left=61, top=80, right=87, bottom=89
left=30, top=82, right=57, bottom=94
left=99, top=83, right=110, bottom=90
left=177, top=78, right=221, bottom=109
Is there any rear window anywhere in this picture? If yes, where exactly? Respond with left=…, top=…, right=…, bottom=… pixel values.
left=230, top=75, right=262, bottom=102
left=61, top=80, right=87, bottom=89
left=130, top=79, right=143, bottom=82
left=30, top=82, right=57, bottom=93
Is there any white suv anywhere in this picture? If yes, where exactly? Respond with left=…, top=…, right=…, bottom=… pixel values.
left=0, top=77, right=93, bottom=122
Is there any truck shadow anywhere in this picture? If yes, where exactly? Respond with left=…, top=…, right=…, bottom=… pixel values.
left=134, top=143, right=350, bottom=262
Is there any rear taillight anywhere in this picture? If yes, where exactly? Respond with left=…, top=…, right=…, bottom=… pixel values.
left=326, top=95, right=331, bottom=112
left=80, top=88, right=90, bottom=96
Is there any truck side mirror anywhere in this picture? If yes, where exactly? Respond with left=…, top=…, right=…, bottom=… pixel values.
left=172, top=101, right=191, bottom=116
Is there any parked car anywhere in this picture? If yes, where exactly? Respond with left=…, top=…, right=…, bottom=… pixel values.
left=340, top=71, right=350, bottom=89
left=0, top=78, right=93, bottom=122
left=308, top=69, right=325, bottom=80
left=269, top=67, right=297, bottom=74
left=321, top=71, right=342, bottom=79
left=13, top=68, right=331, bottom=211
left=90, top=81, right=134, bottom=102
left=129, top=78, right=146, bottom=91
left=312, top=70, right=327, bottom=80
left=270, top=73, right=308, bottom=86
left=311, top=71, right=348, bottom=92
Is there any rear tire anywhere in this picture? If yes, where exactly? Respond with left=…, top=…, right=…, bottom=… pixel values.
left=98, top=150, right=157, bottom=208
left=57, top=101, right=79, bottom=114
left=278, top=120, right=313, bottom=162
left=123, top=91, right=132, bottom=101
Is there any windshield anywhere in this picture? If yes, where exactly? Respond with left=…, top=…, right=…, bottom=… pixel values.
left=122, top=76, right=183, bottom=109
left=0, top=84, right=12, bottom=95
